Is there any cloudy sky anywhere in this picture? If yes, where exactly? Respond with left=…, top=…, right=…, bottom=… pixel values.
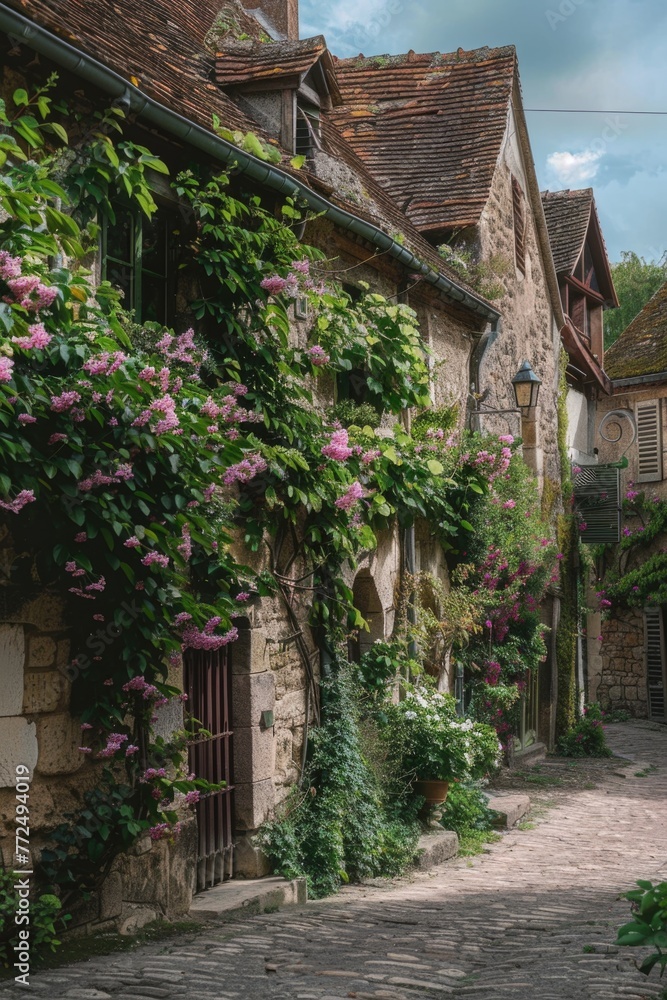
left=300, top=0, right=667, bottom=263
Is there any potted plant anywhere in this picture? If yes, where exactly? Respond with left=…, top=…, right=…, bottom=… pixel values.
left=383, top=687, right=501, bottom=808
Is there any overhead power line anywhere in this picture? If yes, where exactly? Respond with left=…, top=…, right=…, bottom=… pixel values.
left=524, top=108, right=667, bottom=115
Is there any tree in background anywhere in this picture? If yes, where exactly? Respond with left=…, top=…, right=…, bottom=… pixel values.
left=605, top=251, right=667, bottom=349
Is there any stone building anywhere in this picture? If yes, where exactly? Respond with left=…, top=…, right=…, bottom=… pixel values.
left=592, top=281, right=667, bottom=721
left=331, top=43, right=570, bottom=748
left=0, top=0, right=512, bottom=932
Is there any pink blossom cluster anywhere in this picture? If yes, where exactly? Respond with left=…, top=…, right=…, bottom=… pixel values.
left=97, top=732, right=128, bottom=758
left=68, top=575, right=106, bottom=599
left=306, top=345, right=329, bottom=366
left=5, top=275, right=58, bottom=312
left=78, top=470, right=115, bottom=491
left=11, top=322, right=52, bottom=350
left=124, top=536, right=141, bottom=549
left=141, top=552, right=170, bottom=568
left=0, top=489, right=36, bottom=514
left=322, top=428, right=353, bottom=462
left=200, top=391, right=261, bottom=426
left=132, top=393, right=180, bottom=436
left=177, top=524, right=192, bottom=562
left=335, top=480, right=365, bottom=511
left=223, top=453, right=267, bottom=486
left=0, top=251, right=21, bottom=280
left=50, top=390, right=81, bottom=413
left=122, top=675, right=168, bottom=707
left=0, top=357, right=14, bottom=383
left=18, top=414, right=36, bottom=425
left=260, top=275, right=294, bottom=296
left=484, top=660, right=502, bottom=686
left=362, top=450, right=381, bottom=465
left=48, top=432, right=67, bottom=444
left=181, top=622, right=239, bottom=651
left=156, top=329, right=203, bottom=367
left=83, top=351, right=128, bottom=376
left=185, top=790, right=200, bottom=806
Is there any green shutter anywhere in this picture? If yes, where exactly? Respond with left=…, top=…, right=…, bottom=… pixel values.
left=573, top=465, right=621, bottom=544
left=636, top=400, right=663, bottom=483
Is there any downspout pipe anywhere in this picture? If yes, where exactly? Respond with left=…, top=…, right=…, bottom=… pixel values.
left=0, top=2, right=500, bottom=325
left=468, top=317, right=501, bottom=430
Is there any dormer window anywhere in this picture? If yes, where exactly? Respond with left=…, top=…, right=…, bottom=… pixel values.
left=296, top=102, right=320, bottom=159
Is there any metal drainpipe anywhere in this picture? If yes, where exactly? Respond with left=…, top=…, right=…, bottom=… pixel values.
left=0, top=3, right=501, bottom=326
left=468, top=319, right=501, bottom=431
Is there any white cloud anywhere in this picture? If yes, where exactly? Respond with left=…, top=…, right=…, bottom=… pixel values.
left=546, top=149, right=604, bottom=185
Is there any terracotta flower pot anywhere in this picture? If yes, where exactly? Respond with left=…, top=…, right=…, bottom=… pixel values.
left=414, top=779, right=450, bottom=806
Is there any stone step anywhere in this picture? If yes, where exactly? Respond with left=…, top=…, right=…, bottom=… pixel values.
left=486, top=793, right=531, bottom=829
left=414, top=828, right=459, bottom=869
left=189, top=875, right=307, bottom=922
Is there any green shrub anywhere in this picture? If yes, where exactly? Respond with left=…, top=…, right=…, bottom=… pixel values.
left=617, top=879, right=667, bottom=979
left=257, top=666, right=420, bottom=898
left=556, top=703, right=613, bottom=758
left=440, top=781, right=495, bottom=837
left=328, top=399, right=382, bottom=429
left=0, top=869, right=70, bottom=967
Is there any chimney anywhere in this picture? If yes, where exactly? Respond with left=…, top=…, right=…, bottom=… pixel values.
left=247, top=0, right=299, bottom=40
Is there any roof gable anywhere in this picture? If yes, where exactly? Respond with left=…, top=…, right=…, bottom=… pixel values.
left=541, top=188, right=618, bottom=306
left=331, top=45, right=516, bottom=234
left=605, top=281, right=667, bottom=380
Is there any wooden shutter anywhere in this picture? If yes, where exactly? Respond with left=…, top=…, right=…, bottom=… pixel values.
left=512, top=177, right=526, bottom=275
left=644, top=607, right=667, bottom=721
left=573, top=465, right=621, bottom=544
left=636, top=400, right=663, bottom=482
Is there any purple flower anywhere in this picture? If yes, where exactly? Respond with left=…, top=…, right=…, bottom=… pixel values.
left=0, top=489, right=36, bottom=514
left=0, top=357, right=14, bottom=383
left=306, top=345, right=330, bottom=366
left=322, top=428, right=353, bottom=462
left=335, top=481, right=365, bottom=511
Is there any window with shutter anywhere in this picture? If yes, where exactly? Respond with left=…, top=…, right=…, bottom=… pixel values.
left=644, top=607, right=667, bottom=721
left=573, top=465, right=621, bottom=544
left=636, top=400, right=663, bottom=482
left=511, top=177, right=526, bottom=276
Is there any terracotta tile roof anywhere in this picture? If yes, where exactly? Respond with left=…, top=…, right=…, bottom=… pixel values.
left=215, top=36, right=341, bottom=104
left=315, top=115, right=486, bottom=299
left=6, top=0, right=262, bottom=135
left=604, top=282, right=667, bottom=380
left=331, top=45, right=517, bottom=234
left=4, top=0, right=493, bottom=316
left=541, top=188, right=593, bottom=274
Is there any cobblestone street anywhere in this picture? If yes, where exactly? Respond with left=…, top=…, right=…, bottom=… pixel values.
left=7, top=721, right=667, bottom=1000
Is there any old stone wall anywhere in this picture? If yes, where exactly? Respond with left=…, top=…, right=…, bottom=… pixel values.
left=0, top=592, right=197, bottom=934
left=478, top=106, right=561, bottom=489
left=597, top=608, right=648, bottom=718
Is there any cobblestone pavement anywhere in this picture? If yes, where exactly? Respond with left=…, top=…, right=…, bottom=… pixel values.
left=7, top=721, right=667, bottom=1000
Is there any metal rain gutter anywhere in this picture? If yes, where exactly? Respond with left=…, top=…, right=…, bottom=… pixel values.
left=611, top=372, right=667, bottom=389
left=0, top=3, right=500, bottom=324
